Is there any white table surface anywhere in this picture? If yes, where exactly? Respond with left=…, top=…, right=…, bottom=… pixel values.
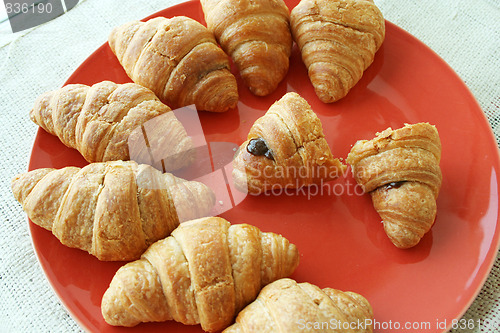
left=0, top=0, right=498, bottom=332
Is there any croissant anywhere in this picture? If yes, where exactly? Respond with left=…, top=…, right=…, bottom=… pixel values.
left=346, top=123, right=442, bottom=248
left=11, top=160, right=215, bottom=261
left=290, top=0, right=385, bottom=103
left=232, top=92, right=346, bottom=194
left=200, top=0, right=292, bottom=96
left=101, top=216, right=299, bottom=331
left=30, top=81, right=194, bottom=171
left=224, top=278, right=373, bottom=333
left=108, top=16, right=238, bottom=112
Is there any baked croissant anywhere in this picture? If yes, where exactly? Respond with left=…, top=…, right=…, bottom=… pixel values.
left=200, top=0, right=292, bottom=96
left=290, top=0, right=385, bottom=103
left=30, top=81, right=194, bottom=171
left=224, top=278, right=373, bottom=333
left=11, top=160, right=215, bottom=261
left=232, top=92, right=346, bottom=194
left=101, top=216, right=299, bottom=331
left=346, top=123, right=442, bottom=248
left=108, top=16, right=238, bottom=112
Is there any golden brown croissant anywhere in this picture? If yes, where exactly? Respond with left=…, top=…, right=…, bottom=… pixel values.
left=30, top=81, right=194, bottom=171
left=11, top=160, right=215, bottom=261
left=232, top=92, right=346, bottom=194
left=200, top=0, right=292, bottom=96
left=223, top=278, right=373, bottom=333
left=108, top=16, right=238, bottom=112
left=346, top=123, right=442, bottom=248
left=290, top=0, right=385, bottom=103
left=101, top=216, right=299, bottom=331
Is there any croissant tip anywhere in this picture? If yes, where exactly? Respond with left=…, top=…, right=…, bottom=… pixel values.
left=387, top=233, right=422, bottom=249
left=196, top=88, right=238, bottom=113
left=11, top=168, right=54, bottom=204
left=10, top=174, right=23, bottom=202
left=391, top=239, right=421, bottom=249
left=107, top=26, right=120, bottom=49
left=247, top=82, right=277, bottom=97
left=382, top=219, right=428, bottom=249
left=203, top=185, right=217, bottom=214
left=287, top=243, right=300, bottom=273
left=315, top=86, right=344, bottom=103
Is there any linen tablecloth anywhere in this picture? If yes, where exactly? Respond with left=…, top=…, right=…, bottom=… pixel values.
left=0, top=0, right=498, bottom=332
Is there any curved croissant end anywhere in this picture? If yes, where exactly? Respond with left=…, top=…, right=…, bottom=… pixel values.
left=372, top=181, right=437, bottom=249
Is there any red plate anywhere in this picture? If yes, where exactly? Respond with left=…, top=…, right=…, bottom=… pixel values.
left=27, top=0, right=500, bottom=332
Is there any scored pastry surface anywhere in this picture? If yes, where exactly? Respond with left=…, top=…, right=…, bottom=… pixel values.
left=109, top=16, right=238, bottom=112
left=101, top=217, right=299, bottom=331
left=11, top=160, right=215, bottom=260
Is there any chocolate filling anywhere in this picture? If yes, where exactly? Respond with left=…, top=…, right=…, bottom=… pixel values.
left=246, top=138, right=274, bottom=161
left=383, top=181, right=406, bottom=190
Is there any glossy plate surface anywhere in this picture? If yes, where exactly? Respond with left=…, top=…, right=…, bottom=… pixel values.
left=28, top=0, right=500, bottom=332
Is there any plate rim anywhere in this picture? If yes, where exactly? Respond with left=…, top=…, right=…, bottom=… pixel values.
left=25, top=0, right=500, bottom=332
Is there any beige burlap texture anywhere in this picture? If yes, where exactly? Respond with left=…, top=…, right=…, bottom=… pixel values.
left=0, top=0, right=498, bottom=332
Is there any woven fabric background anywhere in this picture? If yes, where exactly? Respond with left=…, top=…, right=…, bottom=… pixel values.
left=0, top=0, right=498, bottom=332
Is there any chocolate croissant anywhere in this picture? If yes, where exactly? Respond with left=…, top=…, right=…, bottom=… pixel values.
left=224, top=278, right=373, bottom=333
left=232, top=92, right=346, bottom=194
left=30, top=81, right=194, bottom=171
left=101, top=216, right=299, bottom=331
left=200, top=0, right=292, bottom=96
left=290, top=0, right=385, bottom=103
left=108, top=16, right=238, bottom=112
left=11, top=160, right=215, bottom=261
left=346, top=123, right=442, bottom=248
